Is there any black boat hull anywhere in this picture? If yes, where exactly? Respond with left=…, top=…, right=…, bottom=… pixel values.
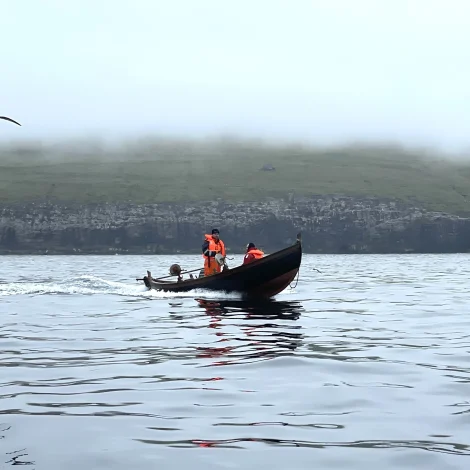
left=143, top=234, right=302, bottom=299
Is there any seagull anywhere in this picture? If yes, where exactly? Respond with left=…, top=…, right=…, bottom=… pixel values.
left=0, top=116, right=21, bottom=126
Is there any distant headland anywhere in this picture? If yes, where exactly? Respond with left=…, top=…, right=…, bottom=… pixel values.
left=1, top=137, right=469, bottom=254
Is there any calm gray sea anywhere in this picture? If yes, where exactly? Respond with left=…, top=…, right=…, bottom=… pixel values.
left=1, top=253, right=469, bottom=470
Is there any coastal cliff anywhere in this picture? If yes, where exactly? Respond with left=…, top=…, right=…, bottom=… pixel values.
left=1, top=196, right=469, bottom=254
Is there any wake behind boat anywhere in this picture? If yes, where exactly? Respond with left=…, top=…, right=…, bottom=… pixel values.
left=140, top=233, right=302, bottom=299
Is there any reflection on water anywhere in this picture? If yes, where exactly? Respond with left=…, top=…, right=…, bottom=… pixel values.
left=1, top=254, right=470, bottom=469
left=194, top=298, right=304, bottom=366
left=138, top=437, right=470, bottom=454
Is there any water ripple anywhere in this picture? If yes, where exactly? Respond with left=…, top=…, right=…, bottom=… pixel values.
left=137, top=437, right=470, bottom=455
left=1, top=254, right=470, bottom=469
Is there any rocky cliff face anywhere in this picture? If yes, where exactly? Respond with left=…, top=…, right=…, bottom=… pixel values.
left=1, top=196, right=469, bottom=254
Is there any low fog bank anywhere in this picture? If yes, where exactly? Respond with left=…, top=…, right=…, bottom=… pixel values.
left=1, top=134, right=470, bottom=167
left=1, top=133, right=469, bottom=213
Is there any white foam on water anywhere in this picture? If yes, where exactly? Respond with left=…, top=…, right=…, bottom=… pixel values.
left=0, top=274, right=244, bottom=300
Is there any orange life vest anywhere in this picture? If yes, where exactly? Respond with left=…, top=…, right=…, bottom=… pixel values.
left=202, top=234, right=226, bottom=258
left=248, top=248, right=264, bottom=259
left=244, top=248, right=264, bottom=264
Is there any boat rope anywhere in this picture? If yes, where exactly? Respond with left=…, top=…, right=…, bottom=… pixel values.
left=289, top=266, right=322, bottom=289
left=289, top=270, right=300, bottom=289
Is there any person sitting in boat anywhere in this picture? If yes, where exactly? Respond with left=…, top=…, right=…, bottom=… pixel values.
left=243, top=243, right=264, bottom=264
left=202, top=228, right=226, bottom=276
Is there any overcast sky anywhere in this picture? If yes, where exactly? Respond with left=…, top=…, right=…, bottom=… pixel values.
left=1, top=0, right=470, bottom=150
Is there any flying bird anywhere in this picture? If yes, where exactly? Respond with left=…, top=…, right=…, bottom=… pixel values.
left=0, top=116, right=21, bottom=126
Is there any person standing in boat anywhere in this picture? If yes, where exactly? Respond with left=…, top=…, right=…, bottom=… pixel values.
left=243, top=243, right=264, bottom=264
left=202, top=229, right=226, bottom=276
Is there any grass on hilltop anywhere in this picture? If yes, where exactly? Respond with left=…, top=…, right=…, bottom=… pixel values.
left=0, top=137, right=469, bottom=214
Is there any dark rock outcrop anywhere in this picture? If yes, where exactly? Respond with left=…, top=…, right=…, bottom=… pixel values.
left=1, top=196, right=469, bottom=254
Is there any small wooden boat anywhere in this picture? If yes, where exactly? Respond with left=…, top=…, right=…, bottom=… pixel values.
left=142, top=233, right=302, bottom=299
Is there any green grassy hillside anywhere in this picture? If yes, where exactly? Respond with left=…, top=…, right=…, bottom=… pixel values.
left=0, top=138, right=469, bottom=214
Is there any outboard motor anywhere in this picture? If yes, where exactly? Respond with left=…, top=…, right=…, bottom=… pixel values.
left=169, top=264, right=182, bottom=276
left=169, top=264, right=183, bottom=281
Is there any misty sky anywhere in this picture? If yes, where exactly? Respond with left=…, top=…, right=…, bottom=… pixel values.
left=2, top=0, right=470, bottom=150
